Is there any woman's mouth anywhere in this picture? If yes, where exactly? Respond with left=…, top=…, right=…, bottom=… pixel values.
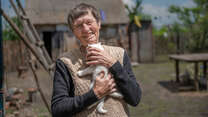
left=83, top=33, right=95, bottom=40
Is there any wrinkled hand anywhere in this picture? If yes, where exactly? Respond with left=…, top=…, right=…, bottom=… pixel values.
left=86, top=47, right=117, bottom=68
left=93, top=73, right=117, bottom=99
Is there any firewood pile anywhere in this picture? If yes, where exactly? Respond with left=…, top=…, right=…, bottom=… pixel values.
left=5, top=87, right=38, bottom=116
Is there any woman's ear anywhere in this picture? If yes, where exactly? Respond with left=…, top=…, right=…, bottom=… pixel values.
left=98, top=21, right=101, bottom=29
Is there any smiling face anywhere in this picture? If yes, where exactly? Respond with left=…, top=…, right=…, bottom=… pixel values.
left=72, top=12, right=101, bottom=47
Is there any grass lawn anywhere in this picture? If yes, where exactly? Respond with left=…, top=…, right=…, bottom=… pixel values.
left=129, top=55, right=208, bottom=117
left=6, top=55, right=208, bottom=117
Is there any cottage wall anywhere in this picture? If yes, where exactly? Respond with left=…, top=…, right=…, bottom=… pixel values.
left=129, top=20, right=154, bottom=63
left=35, top=24, right=129, bottom=61
left=3, top=40, right=28, bottom=72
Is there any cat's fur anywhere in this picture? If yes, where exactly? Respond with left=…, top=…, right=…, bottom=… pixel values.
left=77, top=43, right=123, bottom=114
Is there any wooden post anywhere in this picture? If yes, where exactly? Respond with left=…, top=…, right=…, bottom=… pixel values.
left=9, top=0, right=51, bottom=69
left=203, top=62, right=207, bottom=79
left=130, top=24, right=139, bottom=63
left=0, top=8, right=50, bottom=74
left=27, top=88, right=37, bottom=103
left=175, top=60, right=180, bottom=83
left=0, top=0, right=4, bottom=115
left=16, top=0, right=53, bottom=65
left=28, top=60, right=51, bottom=114
left=176, top=31, right=180, bottom=54
left=194, top=62, right=199, bottom=91
left=117, top=25, right=126, bottom=49
left=203, top=62, right=208, bottom=90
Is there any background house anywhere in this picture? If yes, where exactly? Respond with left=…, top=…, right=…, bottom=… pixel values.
left=25, top=0, right=129, bottom=61
left=4, top=0, right=155, bottom=72
left=129, top=20, right=154, bottom=63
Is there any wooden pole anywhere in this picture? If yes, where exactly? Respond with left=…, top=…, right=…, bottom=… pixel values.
left=203, top=62, right=207, bottom=80
left=28, top=60, right=51, bottom=114
left=9, top=0, right=51, bottom=71
left=203, top=62, right=208, bottom=90
left=9, top=0, right=36, bottom=44
left=176, top=31, right=180, bottom=54
left=16, top=0, right=53, bottom=65
left=194, top=62, right=199, bottom=91
left=0, top=8, right=50, bottom=74
left=175, top=60, right=180, bottom=83
left=0, top=0, right=4, bottom=116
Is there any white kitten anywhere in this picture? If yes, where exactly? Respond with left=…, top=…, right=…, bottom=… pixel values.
left=77, top=43, right=123, bottom=114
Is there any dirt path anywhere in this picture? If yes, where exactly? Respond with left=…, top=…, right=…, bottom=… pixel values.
left=130, top=62, right=208, bottom=117
left=5, top=68, right=52, bottom=117
left=5, top=60, right=208, bottom=117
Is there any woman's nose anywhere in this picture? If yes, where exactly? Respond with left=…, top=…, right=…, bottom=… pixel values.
left=82, top=24, right=90, bottom=32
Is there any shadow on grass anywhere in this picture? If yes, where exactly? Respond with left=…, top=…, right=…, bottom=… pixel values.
left=201, top=113, right=208, bottom=117
left=158, top=80, right=196, bottom=93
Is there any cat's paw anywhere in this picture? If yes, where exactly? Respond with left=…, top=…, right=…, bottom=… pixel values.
left=77, top=71, right=83, bottom=77
left=110, top=92, right=123, bottom=99
left=97, top=102, right=108, bottom=114
left=97, top=107, right=107, bottom=114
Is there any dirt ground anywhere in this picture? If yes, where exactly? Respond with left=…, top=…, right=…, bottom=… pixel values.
left=5, top=55, right=208, bottom=117
left=129, top=56, right=208, bottom=117
left=5, top=67, right=52, bottom=117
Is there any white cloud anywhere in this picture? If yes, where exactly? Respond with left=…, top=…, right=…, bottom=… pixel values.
left=121, top=0, right=136, bottom=12
left=122, top=0, right=135, bottom=8
left=181, top=0, right=195, bottom=8
left=142, top=4, right=178, bottom=28
left=122, top=0, right=196, bottom=28
left=142, top=4, right=169, bottom=19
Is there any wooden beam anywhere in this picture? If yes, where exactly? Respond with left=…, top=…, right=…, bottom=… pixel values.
left=0, top=0, right=4, bottom=116
left=29, top=60, right=51, bottom=114
left=175, top=60, right=180, bottom=83
left=9, top=0, right=53, bottom=71
left=16, top=0, right=53, bottom=65
left=194, top=62, right=199, bottom=91
left=203, top=62, right=208, bottom=91
left=0, top=8, right=50, bottom=74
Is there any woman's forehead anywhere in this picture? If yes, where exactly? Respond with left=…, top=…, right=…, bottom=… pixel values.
left=74, top=12, right=96, bottom=23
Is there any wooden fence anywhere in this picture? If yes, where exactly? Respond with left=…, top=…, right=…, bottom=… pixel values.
left=3, top=40, right=28, bottom=72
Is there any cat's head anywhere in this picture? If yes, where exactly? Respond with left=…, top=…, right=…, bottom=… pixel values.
left=88, top=42, right=104, bottom=50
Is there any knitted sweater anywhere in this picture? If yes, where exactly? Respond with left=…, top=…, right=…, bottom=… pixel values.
left=51, top=45, right=142, bottom=117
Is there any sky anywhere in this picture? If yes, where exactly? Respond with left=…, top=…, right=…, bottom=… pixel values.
left=122, top=0, right=195, bottom=28
left=2, top=0, right=195, bottom=28
left=2, top=0, right=24, bottom=16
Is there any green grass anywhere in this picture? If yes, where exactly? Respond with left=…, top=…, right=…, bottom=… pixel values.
left=129, top=55, right=208, bottom=117
left=5, top=55, right=208, bottom=117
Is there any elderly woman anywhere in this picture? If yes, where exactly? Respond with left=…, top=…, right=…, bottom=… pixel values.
left=51, top=3, right=142, bottom=117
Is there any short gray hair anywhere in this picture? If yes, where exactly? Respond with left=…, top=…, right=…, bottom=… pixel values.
left=67, top=3, right=101, bottom=30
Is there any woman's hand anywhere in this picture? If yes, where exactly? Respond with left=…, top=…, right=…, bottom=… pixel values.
left=93, top=73, right=117, bottom=99
left=86, top=47, right=117, bottom=68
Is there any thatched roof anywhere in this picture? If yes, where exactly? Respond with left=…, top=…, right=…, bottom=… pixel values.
left=25, top=0, right=129, bottom=25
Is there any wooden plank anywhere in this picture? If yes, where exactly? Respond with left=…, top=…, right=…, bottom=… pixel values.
left=203, top=62, right=207, bottom=79
left=28, top=60, right=51, bottom=114
left=16, top=0, right=53, bottom=65
left=0, top=8, right=50, bottom=74
left=194, top=62, right=199, bottom=91
left=203, top=62, right=208, bottom=91
left=175, top=60, right=180, bottom=83
left=169, top=53, right=208, bottom=62
left=131, top=31, right=138, bottom=62
left=9, top=0, right=53, bottom=75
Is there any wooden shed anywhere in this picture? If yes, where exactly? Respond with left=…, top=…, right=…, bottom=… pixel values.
left=25, top=0, right=129, bottom=61
left=129, top=20, right=154, bottom=63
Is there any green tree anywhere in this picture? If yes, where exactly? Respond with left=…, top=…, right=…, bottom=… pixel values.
left=3, top=17, right=22, bottom=40
left=125, top=0, right=151, bottom=27
left=169, top=0, right=208, bottom=52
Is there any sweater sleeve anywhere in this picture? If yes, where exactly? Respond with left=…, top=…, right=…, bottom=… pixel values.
left=109, top=51, right=142, bottom=106
left=51, top=59, right=98, bottom=117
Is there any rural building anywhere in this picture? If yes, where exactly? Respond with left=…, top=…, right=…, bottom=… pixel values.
left=129, top=20, right=154, bottom=63
left=25, top=0, right=129, bottom=61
